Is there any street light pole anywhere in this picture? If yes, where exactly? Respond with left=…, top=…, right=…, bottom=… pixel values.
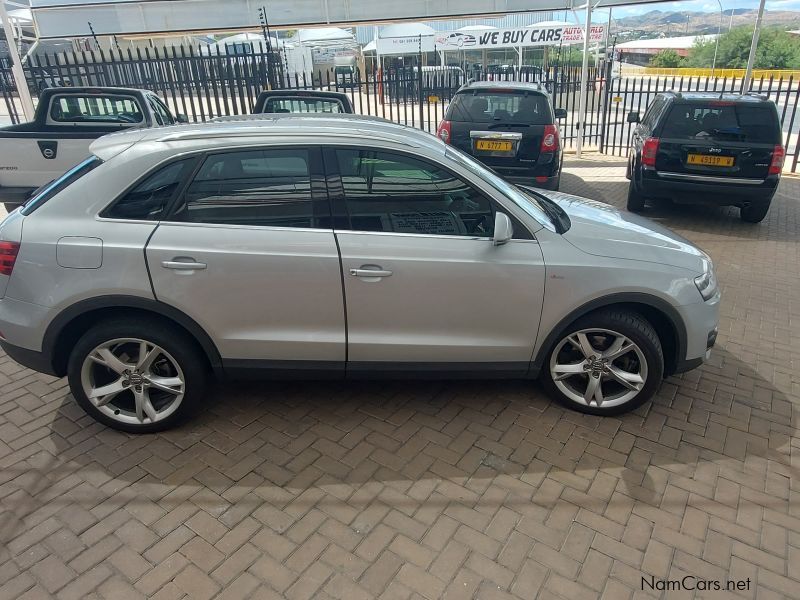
left=711, top=0, right=723, bottom=77
left=742, top=0, right=766, bottom=93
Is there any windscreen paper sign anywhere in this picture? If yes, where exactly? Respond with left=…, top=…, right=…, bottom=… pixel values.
left=435, top=25, right=605, bottom=50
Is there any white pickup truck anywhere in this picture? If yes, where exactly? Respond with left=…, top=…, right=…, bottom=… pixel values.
left=0, top=87, right=186, bottom=211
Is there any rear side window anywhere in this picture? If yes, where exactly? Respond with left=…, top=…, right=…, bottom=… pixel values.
left=447, top=91, right=552, bottom=124
left=103, top=158, right=196, bottom=220
left=21, top=156, right=102, bottom=215
left=660, top=103, right=781, bottom=144
left=49, top=95, right=145, bottom=125
left=172, top=148, right=324, bottom=228
left=262, top=97, right=345, bottom=113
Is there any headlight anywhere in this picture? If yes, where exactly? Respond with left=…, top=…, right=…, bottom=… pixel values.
left=694, top=263, right=718, bottom=301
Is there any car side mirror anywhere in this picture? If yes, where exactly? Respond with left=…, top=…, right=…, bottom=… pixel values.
left=627, top=111, right=640, bottom=123
left=175, top=113, right=189, bottom=124
left=554, top=108, right=567, bottom=119
left=493, top=212, right=513, bottom=246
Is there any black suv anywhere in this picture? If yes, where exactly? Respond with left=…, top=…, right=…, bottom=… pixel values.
left=626, top=92, right=784, bottom=223
left=436, top=81, right=566, bottom=190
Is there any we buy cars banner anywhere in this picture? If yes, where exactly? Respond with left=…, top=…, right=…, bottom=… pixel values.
left=435, top=25, right=605, bottom=50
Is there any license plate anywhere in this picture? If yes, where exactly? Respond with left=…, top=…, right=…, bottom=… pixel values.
left=476, top=140, right=513, bottom=152
left=687, top=154, right=734, bottom=167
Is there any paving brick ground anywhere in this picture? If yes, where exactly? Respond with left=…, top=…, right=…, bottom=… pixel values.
left=0, top=155, right=798, bottom=599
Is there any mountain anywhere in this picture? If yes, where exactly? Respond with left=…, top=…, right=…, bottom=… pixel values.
left=612, top=9, right=800, bottom=39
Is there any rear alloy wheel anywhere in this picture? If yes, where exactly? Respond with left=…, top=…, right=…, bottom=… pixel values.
left=543, top=311, right=663, bottom=415
left=740, top=201, right=771, bottom=223
left=68, top=320, right=206, bottom=432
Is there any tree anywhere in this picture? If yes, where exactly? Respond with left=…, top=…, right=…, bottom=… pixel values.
left=686, top=26, right=800, bottom=69
left=649, top=49, right=685, bottom=68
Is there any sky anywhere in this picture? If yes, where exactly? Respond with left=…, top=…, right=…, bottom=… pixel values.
left=558, top=0, right=800, bottom=22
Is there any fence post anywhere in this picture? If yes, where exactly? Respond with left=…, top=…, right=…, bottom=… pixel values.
left=599, top=59, right=613, bottom=153
left=417, top=37, right=425, bottom=130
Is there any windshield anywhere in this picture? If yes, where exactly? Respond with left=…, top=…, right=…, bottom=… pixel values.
left=660, top=103, right=781, bottom=143
left=445, top=146, right=556, bottom=232
left=21, top=156, right=102, bottom=215
left=447, top=91, right=552, bottom=124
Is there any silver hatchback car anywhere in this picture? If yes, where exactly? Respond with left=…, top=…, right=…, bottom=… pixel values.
left=0, top=115, right=720, bottom=432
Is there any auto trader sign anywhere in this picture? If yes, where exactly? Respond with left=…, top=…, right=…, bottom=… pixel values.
left=435, top=25, right=605, bottom=50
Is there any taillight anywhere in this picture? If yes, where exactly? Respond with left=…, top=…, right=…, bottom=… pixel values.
left=769, top=145, right=785, bottom=175
left=540, top=124, right=559, bottom=152
left=0, top=241, right=20, bottom=276
left=641, top=137, right=660, bottom=168
left=436, top=120, right=452, bottom=144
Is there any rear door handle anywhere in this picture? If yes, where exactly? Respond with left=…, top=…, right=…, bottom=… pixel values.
left=350, top=267, right=393, bottom=278
left=162, top=259, right=207, bottom=270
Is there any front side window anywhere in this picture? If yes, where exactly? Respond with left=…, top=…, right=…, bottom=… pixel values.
left=148, top=96, right=175, bottom=125
left=173, top=148, right=320, bottom=228
left=337, top=149, right=495, bottom=237
left=49, top=95, right=144, bottom=124
left=103, top=158, right=196, bottom=220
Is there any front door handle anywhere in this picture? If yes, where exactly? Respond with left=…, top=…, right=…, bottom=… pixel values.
left=162, top=259, right=207, bottom=270
left=350, top=266, right=393, bottom=278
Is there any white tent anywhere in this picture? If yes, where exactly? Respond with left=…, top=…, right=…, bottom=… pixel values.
left=200, top=32, right=282, bottom=54
left=457, top=25, right=497, bottom=31
left=380, top=22, right=435, bottom=38
left=376, top=22, right=436, bottom=55
left=295, top=27, right=355, bottom=45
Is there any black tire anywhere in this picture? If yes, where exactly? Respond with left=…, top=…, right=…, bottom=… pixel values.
left=67, top=317, right=207, bottom=433
left=626, top=178, right=646, bottom=212
left=541, top=309, right=664, bottom=416
left=740, top=201, right=771, bottom=223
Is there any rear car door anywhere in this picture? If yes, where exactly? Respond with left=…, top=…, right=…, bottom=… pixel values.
left=328, top=147, right=546, bottom=370
left=445, top=88, right=556, bottom=179
left=145, top=147, right=346, bottom=370
left=655, top=101, right=781, bottom=181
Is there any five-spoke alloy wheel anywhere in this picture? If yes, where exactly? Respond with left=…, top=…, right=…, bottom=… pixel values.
left=68, top=319, right=206, bottom=432
left=543, top=310, right=664, bottom=415
left=80, top=338, right=186, bottom=426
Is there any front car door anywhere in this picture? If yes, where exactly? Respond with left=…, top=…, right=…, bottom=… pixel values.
left=145, top=146, right=346, bottom=374
left=327, top=146, right=546, bottom=374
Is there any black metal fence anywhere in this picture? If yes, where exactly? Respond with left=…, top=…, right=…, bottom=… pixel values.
left=1, top=43, right=799, bottom=172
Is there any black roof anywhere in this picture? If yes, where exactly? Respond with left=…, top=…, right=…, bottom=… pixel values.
left=659, top=91, right=773, bottom=103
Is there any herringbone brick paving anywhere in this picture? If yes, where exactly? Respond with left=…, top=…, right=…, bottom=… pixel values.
left=0, top=156, right=797, bottom=599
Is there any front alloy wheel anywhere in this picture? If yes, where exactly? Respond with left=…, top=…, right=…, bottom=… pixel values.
left=81, top=338, right=185, bottom=426
left=543, top=310, right=664, bottom=415
left=550, top=328, right=647, bottom=408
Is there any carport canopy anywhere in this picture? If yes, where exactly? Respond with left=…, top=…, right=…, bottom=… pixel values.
left=11, top=0, right=771, bottom=150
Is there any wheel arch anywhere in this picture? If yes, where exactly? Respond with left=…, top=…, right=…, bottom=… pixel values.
left=531, top=293, right=687, bottom=378
left=43, top=295, right=223, bottom=378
